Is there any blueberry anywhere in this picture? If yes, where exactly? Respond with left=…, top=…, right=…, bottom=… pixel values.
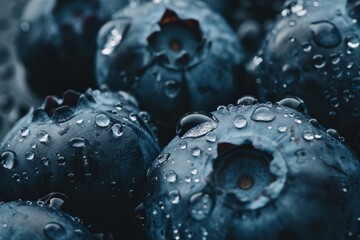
left=0, top=88, right=160, bottom=237
left=255, top=0, right=360, bottom=155
left=144, top=97, right=360, bottom=240
left=15, top=0, right=134, bottom=97
left=96, top=0, right=244, bottom=143
left=0, top=200, right=95, bottom=239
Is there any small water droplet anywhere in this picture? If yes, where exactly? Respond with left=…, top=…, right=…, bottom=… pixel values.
left=278, top=97, right=307, bottom=113
left=206, top=133, right=217, bottom=143
left=111, top=123, right=124, bottom=138
left=346, top=34, right=360, bottom=48
left=37, top=130, right=49, bottom=143
left=157, top=153, right=170, bottom=164
left=294, top=117, right=302, bottom=124
left=251, top=106, right=276, bottom=122
left=69, top=138, right=86, bottom=148
left=25, top=151, right=34, bottom=160
left=278, top=126, right=287, bottom=133
left=192, top=147, right=201, bottom=157
left=234, top=115, right=247, bottom=128
left=313, top=54, right=326, bottom=68
left=179, top=141, right=187, bottom=150
left=165, top=170, right=177, bottom=183
left=237, top=96, right=258, bottom=106
left=43, top=222, right=66, bottom=240
left=20, top=127, right=30, bottom=137
left=302, top=42, right=312, bottom=52
left=169, top=190, right=180, bottom=204
left=129, top=113, right=137, bottom=121
left=303, top=130, right=314, bottom=141
left=164, top=80, right=180, bottom=98
left=1, top=151, right=15, bottom=169
left=95, top=114, right=110, bottom=127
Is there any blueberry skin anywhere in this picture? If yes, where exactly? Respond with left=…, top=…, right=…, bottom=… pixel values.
left=96, top=0, right=243, bottom=131
left=255, top=0, right=360, bottom=155
left=0, top=89, right=160, bottom=235
left=0, top=201, right=95, bottom=240
left=15, top=0, right=135, bottom=97
left=145, top=97, right=360, bottom=240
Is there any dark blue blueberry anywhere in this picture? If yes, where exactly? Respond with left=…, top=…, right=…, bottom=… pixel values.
left=144, top=97, right=360, bottom=240
left=255, top=0, right=360, bottom=156
left=0, top=200, right=95, bottom=239
left=15, top=0, right=138, bottom=97
left=96, top=0, right=244, bottom=143
left=0, top=88, right=160, bottom=238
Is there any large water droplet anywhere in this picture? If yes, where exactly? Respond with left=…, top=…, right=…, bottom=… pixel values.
left=95, top=114, right=110, bottom=127
left=313, top=54, right=326, bottom=68
left=237, top=96, right=258, bottom=106
left=176, top=112, right=218, bottom=139
left=310, top=21, right=341, bottom=48
left=69, top=138, right=86, bottom=148
left=37, top=130, right=49, bottom=143
left=251, top=106, right=276, bottom=122
left=278, top=97, right=307, bottom=113
left=234, top=115, right=247, bottom=129
left=302, top=130, right=315, bottom=141
left=1, top=151, right=15, bottom=169
left=43, top=222, right=66, bottom=240
left=189, top=193, right=214, bottom=221
left=20, top=127, right=30, bottom=137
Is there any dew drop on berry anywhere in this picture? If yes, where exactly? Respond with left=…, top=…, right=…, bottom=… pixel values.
left=313, top=54, right=326, bottom=68
left=251, top=106, right=276, bottom=122
left=37, top=130, right=49, bottom=143
left=69, top=137, right=86, bottom=148
left=278, top=97, right=307, bottom=113
left=278, top=126, right=287, bottom=133
left=192, top=147, right=201, bottom=157
left=169, top=190, right=180, bottom=204
left=95, top=114, right=110, bottom=127
left=157, top=153, right=170, bottom=164
left=346, top=34, right=360, bottom=48
left=165, top=170, right=177, bottom=183
left=176, top=112, right=218, bottom=139
left=237, top=96, right=258, bottom=106
left=20, top=127, right=30, bottom=137
left=234, top=115, right=247, bottom=128
left=1, top=151, right=15, bottom=169
left=43, top=222, right=66, bottom=239
left=111, top=123, right=124, bottom=138
left=25, top=151, right=34, bottom=160
left=310, top=21, right=341, bottom=48
left=206, top=133, right=217, bottom=143
left=303, top=130, right=315, bottom=141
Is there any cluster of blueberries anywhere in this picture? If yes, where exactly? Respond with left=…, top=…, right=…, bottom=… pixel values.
left=0, top=0, right=359, bottom=239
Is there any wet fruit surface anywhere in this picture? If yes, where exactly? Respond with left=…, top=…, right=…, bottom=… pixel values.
left=96, top=0, right=244, bottom=142
left=0, top=89, right=160, bottom=237
left=145, top=97, right=360, bottom=240
left=256, top=0, right=360, bottom=156
left=0, top=200, right=95, bottom=240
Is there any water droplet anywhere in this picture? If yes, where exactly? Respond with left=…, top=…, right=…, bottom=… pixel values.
left=303, top=130, right=314, bottom=141
left=57, top=156, right=65, bottom=166
left=76, top=119, right=83, bottom=124
left=302, top=42, right=312, bottom=52
left=43, top=222, right=66, bottom=240
left=179, top=141, right=187, bottom=150
left=157, top=153, right=170, bottom=164
left=69, top=138, right=86, bottom=148
left=25, top=151, right=34, bottom=160
left=294, top=117, right=302, bottom=124
left=164, top=80, right=180, bottom=98
left=278, top=126, right=287, bottom=133
left=234, top=115, right=247, bottom=128
left=165, top=170, right=177, bottom=183
left=237, top=96, right=258, bottom=106
left=169, top=190, right=180, bottom=204
left=330, top=53, right=340, bottom=64
left=129, top=113, right=137, bottom=121
left=326, top=128, right=342, bottom=140
left=37, top=130, right=49, bottom=143
left=1, top=151, right=15, bottom=169
left=189, top=193, right=214, bottom=221
left=251, top=106, right=276, bottom=122
left=310, top=21, right=341, bottom=48
left=206, top=133, right=217, bottom=143
left=111, top=123, right=124, bottom=138
left=41, top=157, right=50, bottom=166
left=313, top=54, right=326, bottom=68
left=95, top=114, right=110, bottom=127
left=20, top=127, right=30, bottom=137
left=176, top=112, right=218, bottom=139
left=278, top=97, right=307, bottom=113
left=192, top=147, right=201, bottom=157
left=346, top=34, right=360, bottom=48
